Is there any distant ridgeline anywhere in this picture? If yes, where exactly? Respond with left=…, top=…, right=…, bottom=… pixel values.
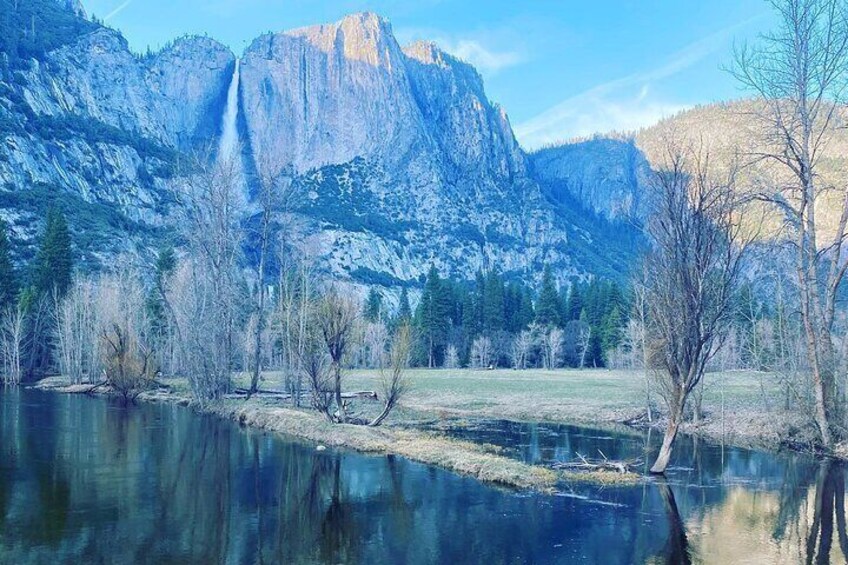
left=0, top=0, right=646, bottom=295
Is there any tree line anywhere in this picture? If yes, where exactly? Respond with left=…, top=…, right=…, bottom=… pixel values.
left=364, top=265, right=628, bottom=370
left=0, top=207, right=72, bottom=385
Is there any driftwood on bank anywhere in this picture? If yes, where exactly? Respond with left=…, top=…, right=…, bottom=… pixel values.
left=552, top=451, right=643, bottom=475
left=227, top=388, right=378, bottom=401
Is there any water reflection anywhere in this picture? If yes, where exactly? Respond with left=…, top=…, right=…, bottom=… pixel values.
left=656, top=481, right=691, bottom=565
left=2, top=390, right=848, bottom=563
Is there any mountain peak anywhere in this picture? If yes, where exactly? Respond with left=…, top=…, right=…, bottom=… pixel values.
left=57, top=0, right=86, bottom=17
left=403, top=41, right=451, bottom=67
left=285, top=12, right=398, bottom=68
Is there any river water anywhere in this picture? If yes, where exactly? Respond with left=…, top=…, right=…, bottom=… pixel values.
left=0, top=388, right=844, bottom=564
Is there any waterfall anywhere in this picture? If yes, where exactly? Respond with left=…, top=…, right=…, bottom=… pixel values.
left=218, top=58, right=241, bottom=164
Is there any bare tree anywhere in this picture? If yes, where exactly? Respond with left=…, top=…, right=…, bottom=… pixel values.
left=297, top=303, right=334, bottom=421
left=470, top=336, right=493, bottom=369
left=733, top=0, right=848, bottom=447
left=632, top=266, right=653, bottom=421
left=276, top=255, right=315, bottom=406
left=541, top=327, right=564, bottom=370
left=645, top=144, right=750, bottom=474
left=169, top=148, right=245, bottom=401
left=0, top=305, right=25, bottom=385
left=247, top=156, right=294, bottom=395
left=96, top=269, right=156, bottom=402
left=316, top=290, right=360, bottom=423
left=511, top=330, right=534, bottom=370
left=55, top=279, right=99, bottom=385
left=576, top=323, right=592, bottom=369
left=363, top=321, right=389, bottom=369
left=444, top=344, right=460, bottom=369
left=370, top=324, right=412, bottom=426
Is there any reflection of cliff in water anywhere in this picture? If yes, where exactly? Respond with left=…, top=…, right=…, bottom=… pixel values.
left=2, top=389, right=848, bottom=563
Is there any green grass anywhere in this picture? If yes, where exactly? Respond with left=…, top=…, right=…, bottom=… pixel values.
left=260, top=367, right=780, bottom=428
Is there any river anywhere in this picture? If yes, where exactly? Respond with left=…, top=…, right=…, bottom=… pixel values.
left=0, top=388, right=844, bottom=564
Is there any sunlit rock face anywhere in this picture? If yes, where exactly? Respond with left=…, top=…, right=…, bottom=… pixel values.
left=238, top=13, right=573, bottom=291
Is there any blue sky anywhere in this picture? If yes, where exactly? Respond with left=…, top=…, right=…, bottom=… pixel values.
left=82, top=0, right=774, bottom=149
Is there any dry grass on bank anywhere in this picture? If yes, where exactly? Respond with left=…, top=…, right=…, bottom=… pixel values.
left=37, top=376, right=629, bottom=490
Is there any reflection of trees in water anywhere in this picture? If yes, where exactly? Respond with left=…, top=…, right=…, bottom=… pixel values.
left=803, top=461, right=848, bottom=564
left=656, top=481, right=692, bottom=565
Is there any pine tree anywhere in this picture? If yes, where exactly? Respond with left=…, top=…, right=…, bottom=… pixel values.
left=147, top=245, right=176, bottom=347
left=482, top=271, right=505, bottom=334
left=397, top=287, right=412, bottom=322
left=517, top=287, right=535, bottom=330
left=33, top=207, right=72, bottom=298
left=154, top=245, right=176, bottom=282
left=415, top=265, right=452, bottom=367
left=364, top=287, right=383, bottom=322
left=469, top=271, right=486, bottom=337
left=566, top=283, right=584, bottom=322
left=535, top=265, right=560, bottom=327
left=0, top=219, right=18, bottom=309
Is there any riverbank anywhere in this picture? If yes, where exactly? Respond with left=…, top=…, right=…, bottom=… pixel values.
left=33, top=377, right=640, bottom=490
left=339, top=368, right=823, bottom=457
left=35, top=367, right=819, bottom=488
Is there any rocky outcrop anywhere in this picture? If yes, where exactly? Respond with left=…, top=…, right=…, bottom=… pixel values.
left=529, top=137, right=650, bottom=222
left=0, top=14, right=233, bottom=264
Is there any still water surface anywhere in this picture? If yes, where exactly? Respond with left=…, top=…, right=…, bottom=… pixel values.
left=0, top=389, right=845, bottom=564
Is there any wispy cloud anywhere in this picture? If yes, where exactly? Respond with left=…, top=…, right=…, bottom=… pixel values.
left=436, top=38, right=523, bottom=74
left=515, top=15, right=763, bottom=149
left=104, top=0, right=134, bottom=21
left=396, top=26, right=525, bottom=76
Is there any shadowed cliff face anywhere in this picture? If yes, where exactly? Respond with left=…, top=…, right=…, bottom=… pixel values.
left=0, top=12, right=235, bottom=266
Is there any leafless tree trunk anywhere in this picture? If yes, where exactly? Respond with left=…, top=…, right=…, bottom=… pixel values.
left=470, top=336, right=493, bottom=369
left=316, top=289, right=360, bottom=423
left=511, top=330, right=534, bottom=370
left=363, top=321, right=389, bottom=369
left=55, top=280, right=99, bottom=385
left=444, top=345, right=460, bottom=369
left=631, top=268, right=653, bottom=422
left=169, top=148, right=245, bottom=401
left=578, top=325, right=591, bottom=369
left=0, top=305, right=25, bottom=386
left=645, top=143, right=750, bottom=474
left=733, top=0, right=848, bottom=447
left=370, top=324, right=412, bottom=426
left=248, top=157, right=293, bottom=395
left=542, top=327, right=564, bottom=370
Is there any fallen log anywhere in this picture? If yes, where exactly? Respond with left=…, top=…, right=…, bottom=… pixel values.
left=552, top=451, right=643, bottom=474
left=228, top=389, right=378, bottom=401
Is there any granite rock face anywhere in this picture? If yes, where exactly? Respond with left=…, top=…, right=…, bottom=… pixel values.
left=0, top=14, right=233, bottom=265
left=529, top=137, right=651, bottom=222
left=238, top=13, right=575, bottom=290
left=2, top=6, right=636, bottom=289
